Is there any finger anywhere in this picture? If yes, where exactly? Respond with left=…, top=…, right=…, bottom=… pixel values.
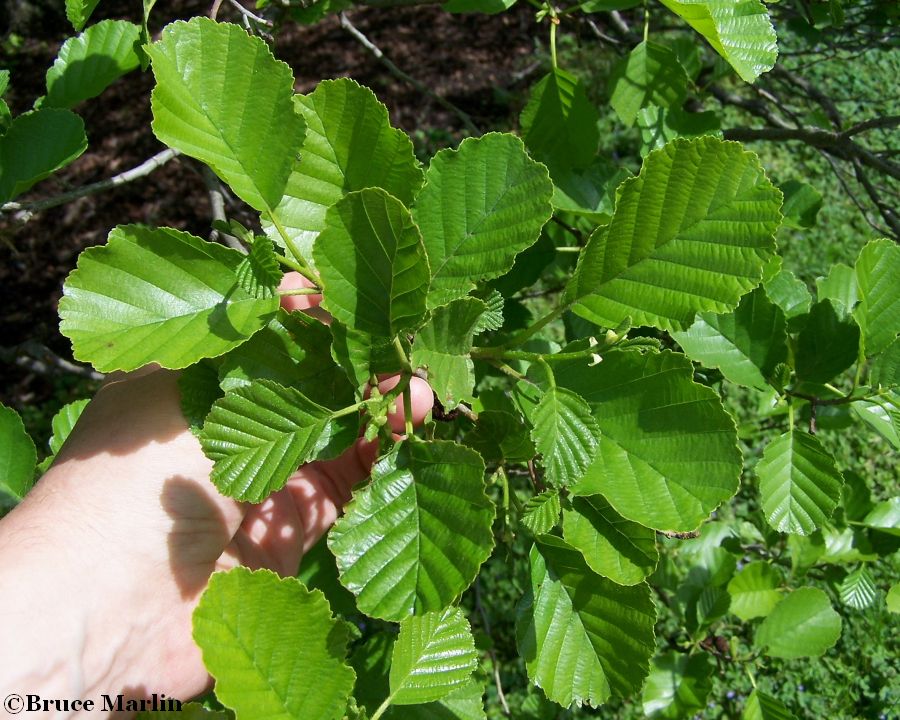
left=373, top=375, right=433, bottom=433
left=278, top=272, right=321, bottom=312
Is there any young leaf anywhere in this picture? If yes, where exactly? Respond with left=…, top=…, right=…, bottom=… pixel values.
left=854, top=238, right=900, bottom=355
left=0, top=404, right=36, bottom=503
left=839, top=566, right=877, bottom=610
left=411, top=298, right=486, bottom=409
left=672, top=286, right=788, bottom=390
left=658, top=0, right=778, bottom=83
left=389, top=607, right=478, bottom=705
left=0, top=109, right=87, bottom=204
left=314, top=188, right=430, bottom=338
left=764, top=261, right=811, bottom=323
left=199, top=380, right=358, bottom=502
left=516, top=535, right=656, bottom=707
left=557, top=350, right=741, bottom=532
left=65, top=0, right=102, bottom=31
left=726, top=561, right=783, bottom=620
left=860, top=497, right=900, bottom=536
left=193, top=568, right=355, bottom=720
left=566, top=137, right=781, bottom=332
left=413, top=133, right=553, bottom=307
left=527, top=387, right=600, bottom=487
left=742, top=690, right=798, bottom=720
left=330, top=323, right=402, bottom=392
left=756, top=429, right=844, bottom=535
left=462, top=410, right=535, bottom=464
left=795, top=300, right=860, bottom=383
left=44, top=20, right=141, bottom=109
left=754, top=587, right=842, bottom=659
left=385, top=680, right=486, bottom=720
left=328, top=440, right=494, bottom=621
left=562, top=495, right=658, bottom=586
left=147, top=18, right=305, bottom=212
left=608, top=41, right=689, bottom=127
left=234, top=235, right=281, bottom=299
left=521, top=489, right=562, bottom=535
left=36, top=398, right=91, bottom=472
left=267, top=78, right=424, bottom=262
left=641, top=653, right=714, bottom=719
left=178, top=361, right=223, bottom=436
left=59, top=225, right=279, bottom=372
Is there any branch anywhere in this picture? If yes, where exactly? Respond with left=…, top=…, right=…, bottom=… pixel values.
left=1, top=341, right=104, bottom=381
left=841, top=114, right=900, bottom=138
left=201, top=165, right=247, bottom=253
left=339, top=12, right=481, bottom=136
left=1, top=149, right=181, bottom=223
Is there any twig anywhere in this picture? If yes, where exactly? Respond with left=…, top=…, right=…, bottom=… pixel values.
left=226, top=0, right=273, bottom=26
left=339, top=12, right=481, bottom=136
left=473, top=580, right=511, bottom=716
left=841, top=115, right=900, bottom=137
left=1, top=341, right=104, bottom=381
left=201, top=166, right=247, bottom=253
left=1, top=149, right=181, bottom=224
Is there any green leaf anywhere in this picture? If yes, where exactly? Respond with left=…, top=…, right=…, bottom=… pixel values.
left=389, top=607, right=478, bottom=705
left=473, top=290, right=504, bottom=333
left=658, top=0, right=778, bottom=83
left=742, top=690, right=798, bottom=720
left=413, top=133, right=553, bottom=307
left=609, top=41, right=688, bottom=127
left=329, top=440, right=494, bottom=621
left=871, top=337, right=900, bottom=387
left=642, top=653, right=714, bottom=719
left=521, top=489, right=561, bottom=535
left=298, top=536, right=358, bottom=617
left=816, top=262, right=858, bottom=316
left=219, top=310, right=352, bottom=409
left=37, top=399, right=90, bottom=472
left=672, top=286, right=787, bottom=390
left=636, top=105, right=721, bottom=156
left=527, top=387, right=600, bottom=488
left=235, top=235, right=281, bottom=299
left=44, top=20, right=141, bottom=109
left=795, top=300, right=860, bottom=383
left=148, top=18, right=305, bottom=212
left=516, top=535, right=656, bottom=707
left=839, top=566, right=877, bottom=610
left=330, top=324, right=401, bottom=392
left=559, top=350, right=741, bottom=532
left=755, top=587, right=841, bottom=659
left=65, top=0, right=102, bottom=31
left=852, top=394, right=900, bottom=449
left=314, top=188, right=429, bottom=338
left=268, top=78, right=423, bottom=262
left=562, top=495, right=658, bottom=586
left=779, top=179, right=823, bottom=229
left=193, top=567, right=354, bottom=720
left=411, top=298, right=486, bottom=409
left=386, top=680, right=485, bottom=720
left=549, top=158, right=628, bottom=223
left=726, top=561, right=783, bottom=620
left=59, top=225, right=279, bottom=372
left=854, top=238, right=900, bottom=355
left=757, top=429, right=843, bottom=535
left=566, top=137, right=781, bottom=332
left=199, top=380, right=358, bottom=502
left=0, top=108, right=87, bottom=203
left=860, top=497, right=900, bottom=536
left=764, top=261, right=811, bottom=323
left=887, top=583, right=900, bottom=614
left=462, top=410, right=535, bottom=464
left=520, top=68, right=599, bottom=173
left=0, top=404, right=36, bottom=503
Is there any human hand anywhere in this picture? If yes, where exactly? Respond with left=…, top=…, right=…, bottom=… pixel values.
left=0, top=273, right=432, bottom=716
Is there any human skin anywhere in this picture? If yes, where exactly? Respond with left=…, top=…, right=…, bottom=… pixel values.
left=0, top=273, right=432, bottom=717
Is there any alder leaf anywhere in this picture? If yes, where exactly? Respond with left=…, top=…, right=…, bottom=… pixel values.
left=566, top=137, right=781, bottom=332
left=199, top=380, right=358, bottom=502
left=562, top=495, right=658, bottom=586
left=795, top=300, right=860, bottom=383
left=672, top=286, right=788, bottom=390
left=411, top=298, right=486, bottom=409
left=59, top=225, right=279, bottom=372
left=516, top=535, right=656, bottom=708
left=193, top=568, right=355, bottom=720
left=527, top=387, right=600, bottom=487
left=521, top=489, right=562, bottom=535
left=756, top=429, right=844, bottom=535
left=267, top=78, right=424, bottom=262
left=413, top=133, right=553, bottom=307
left=854, top=238, right=900, bottom=356
left=44, top=20, right=141, bottom=109
left=314, top=188, right=430, bottom=338
left=658, top=0, right=778, bottom=83
left=0, top=108, right=87, bottom=203
left=743, top=690, right=798, bottom=720
left=148, top=18, right=305, bottom=212
left=755, top=587, right=841, bottom=659
left=385, top=680, right=486, bottom=720
left=726, top=561, right=783, bottom=620
left=37, top=399, right=91, bottom=472
left=0, top=405, right=36, bottom=503
left=642, top=653, right=714, bottom=719
left=389, top=607, right=478, bottom=705
left=65, top=0, right=102, bottom=31
left=609, top=41, right=688, bottom=127
left=328, top=440, right=495, bottom=621
left=557, top=350, right=742, bottom=532
left=839, top=566, right=877, bottom=610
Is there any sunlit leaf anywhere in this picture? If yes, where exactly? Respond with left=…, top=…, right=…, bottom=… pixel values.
left=755, top=587, right=841, bottom=659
